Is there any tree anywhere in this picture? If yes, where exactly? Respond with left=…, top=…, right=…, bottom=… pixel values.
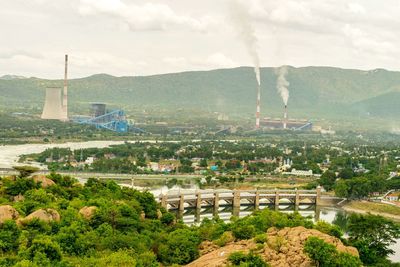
left=158, top=229, right=200, bottom=265
left=0, top=220, right=21, bottom=253
left=334, top=180, right=349, bottom=198
left=199, top=158, right=208, bottom=168
left=13, top=166, right=39, bottom=178
left=338, top=168, right=354, bottom=179
left=319, top=171, right=336, bottom=191
left=304, top=236, right=361, bottom=267
left=347, top=213, right=400, bottom=265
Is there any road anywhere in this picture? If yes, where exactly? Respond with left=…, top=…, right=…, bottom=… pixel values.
left=0, top=168, right=201, bottom=181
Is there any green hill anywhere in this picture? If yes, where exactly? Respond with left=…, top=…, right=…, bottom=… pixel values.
left=1, top=66, right=399, bottom=120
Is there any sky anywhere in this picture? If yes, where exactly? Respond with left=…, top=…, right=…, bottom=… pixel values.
left=1, top=0, right=400, bottom=78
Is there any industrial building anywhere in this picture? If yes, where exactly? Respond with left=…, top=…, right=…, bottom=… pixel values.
left=72, top=103, right=129, bottom=133
left=260, top=118, right=312, bottom=131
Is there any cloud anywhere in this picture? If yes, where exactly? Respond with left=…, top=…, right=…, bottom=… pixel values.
left=78, top=0, right=213, bottom=32
left=0, top=50, right=43, bottom=60
left=162, top=53, right=237, bottom=71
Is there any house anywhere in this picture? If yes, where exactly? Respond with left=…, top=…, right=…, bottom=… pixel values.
left=384, top=193, right=399, bottom=202
left=85, top=157, right=95, bottom=165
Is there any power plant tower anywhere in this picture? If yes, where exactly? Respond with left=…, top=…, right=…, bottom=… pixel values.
left=283, top=105, right=288, bottom=129
left=256, top=84, right=261, bottom=128
left=41, top=87, right=63, bottom=120
left=61, top=54, right=68, bottom=121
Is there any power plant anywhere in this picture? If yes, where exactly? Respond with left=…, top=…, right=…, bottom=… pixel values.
left=41, top=87, right=63, bottom=120
left=41, top=55, right=69, bottom=121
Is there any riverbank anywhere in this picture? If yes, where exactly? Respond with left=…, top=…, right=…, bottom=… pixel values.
left=343, top=201, right=400, bottom=222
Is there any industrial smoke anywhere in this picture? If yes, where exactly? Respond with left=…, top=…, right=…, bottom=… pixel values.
left=277, top=66, right=289, bottom=106
left=229, top=0, right=261, bottom=128
left=229, top=0, right=260, bottom=86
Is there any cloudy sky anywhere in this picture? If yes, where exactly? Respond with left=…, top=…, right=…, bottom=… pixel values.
left=1, top=0, right=400, bottom=78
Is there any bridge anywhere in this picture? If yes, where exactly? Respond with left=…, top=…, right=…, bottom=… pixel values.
left=159, top=187, right=322, bottom=212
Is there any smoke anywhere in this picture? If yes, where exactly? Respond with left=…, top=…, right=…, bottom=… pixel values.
left=229, top=0, right=260, bottom=86
left=277, top=66, right=290, bottom=106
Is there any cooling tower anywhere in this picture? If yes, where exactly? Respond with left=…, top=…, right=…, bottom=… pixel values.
left=41, top=87, right=63, bottom=120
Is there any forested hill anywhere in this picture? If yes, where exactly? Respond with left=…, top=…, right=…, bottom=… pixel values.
left=1, top=66, right=400, bottom=119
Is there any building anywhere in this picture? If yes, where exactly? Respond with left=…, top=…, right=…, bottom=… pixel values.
left=260, top=118, right=312, bottom=130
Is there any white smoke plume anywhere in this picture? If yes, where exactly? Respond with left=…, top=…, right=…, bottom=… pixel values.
left=229, top=0, right=260, bottom=86
left=277, top=66, right=290, bottom=106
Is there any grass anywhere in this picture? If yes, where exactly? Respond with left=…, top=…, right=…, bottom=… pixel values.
left=346, top=201, right=400, bottom=216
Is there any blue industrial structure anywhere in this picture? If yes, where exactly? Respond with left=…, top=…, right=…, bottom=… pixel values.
left=74, top=109, right=129, bottom=133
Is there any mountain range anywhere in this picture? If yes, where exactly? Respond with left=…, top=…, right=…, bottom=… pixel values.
left=0, top=66, right=399, bottom=121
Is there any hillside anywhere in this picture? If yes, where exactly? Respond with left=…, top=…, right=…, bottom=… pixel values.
left=1, top=66, right=400, bottom=120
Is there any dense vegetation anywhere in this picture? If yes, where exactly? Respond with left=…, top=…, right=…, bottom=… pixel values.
left=1, top=171, right=399, bottom=266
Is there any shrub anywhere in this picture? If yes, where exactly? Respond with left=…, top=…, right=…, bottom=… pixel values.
left=228, top=251, right=268, bottom=267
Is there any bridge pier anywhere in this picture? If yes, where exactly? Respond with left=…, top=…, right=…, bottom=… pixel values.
left=196, top=191, right=202, bottom=209
left=274, top=189, right=279, bottom=210
left=131, top=178, right=135, bottom=189
left=179, top=194, right=185, bottom=213
left=316, top=186, right=321, bottom=206
left=254, top=191, right=260, bottom=210
left=213, top=192, right=220, bottom=214
left=160, top=194, right=167, bottom=209
left=233, top=191, right=241, bottom=208
left=295, top=189, right=300, bottom=208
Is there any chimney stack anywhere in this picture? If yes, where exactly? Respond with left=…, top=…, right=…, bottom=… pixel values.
left=283, top=105, right=288, bottom=129
left=61, top=54, right=68, bottom=121
left=255, top=84, right=261, bottom=128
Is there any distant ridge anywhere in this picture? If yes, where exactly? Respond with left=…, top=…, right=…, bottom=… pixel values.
left=0, top=74, right=27, bottom=80
left=1, top=66, right=399, bottom=120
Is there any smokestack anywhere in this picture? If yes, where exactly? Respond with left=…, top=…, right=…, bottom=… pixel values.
left=283, top=105, right=288, bottom=129
left=256, top=84, right=261, bottom=128
left=61, top=54, right=68, bottom=121
left=41, top=87, right=63, bottom=120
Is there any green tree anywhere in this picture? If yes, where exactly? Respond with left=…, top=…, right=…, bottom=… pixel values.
left=347, top=213, right=400, bottom=265
left=158, top=229, right=201, bottom=265
left=304, top=236, right=361, bottom=267
left=319, top=171, right=336, bottom=191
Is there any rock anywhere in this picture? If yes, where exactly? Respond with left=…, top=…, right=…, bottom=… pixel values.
left=13, top=194, right=25, bottom=202
left=156, top=209, right=162, bottom=219
left=79, top=206, right=97, bottom=219
left=19, top=208, right=60, bottom=224
left=187, top=226, right=359, bottom=267
left=0, top=205, right=19, bottom=224
left=32, top=175, right=55, bottom=188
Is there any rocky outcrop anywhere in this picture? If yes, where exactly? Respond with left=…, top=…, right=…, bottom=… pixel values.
left=33, top=175, right=55, bottom=188
left=18, top=208, right=60, bottom=224
left=186, top=226, right=359, bottom=267
left=79, top=206, right=98, bottom=219
left=187, top=240, right=256, bottom=267
left=263, top=226, right=358, bottom=267
left=0, top=205, right=19, bottom=224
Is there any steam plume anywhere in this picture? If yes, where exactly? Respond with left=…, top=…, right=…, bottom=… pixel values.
left=229, top=0, right=260, bottom=86
left=277, top=66, right=289, bottom=106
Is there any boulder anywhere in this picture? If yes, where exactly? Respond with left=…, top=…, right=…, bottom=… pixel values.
left=79, top=206, right=98, bottom=220
left=33, top=175, right=55, bottom=188
left=0, top=205, right=19, bottom=224
left=20, top=208, right=60, bottom=223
